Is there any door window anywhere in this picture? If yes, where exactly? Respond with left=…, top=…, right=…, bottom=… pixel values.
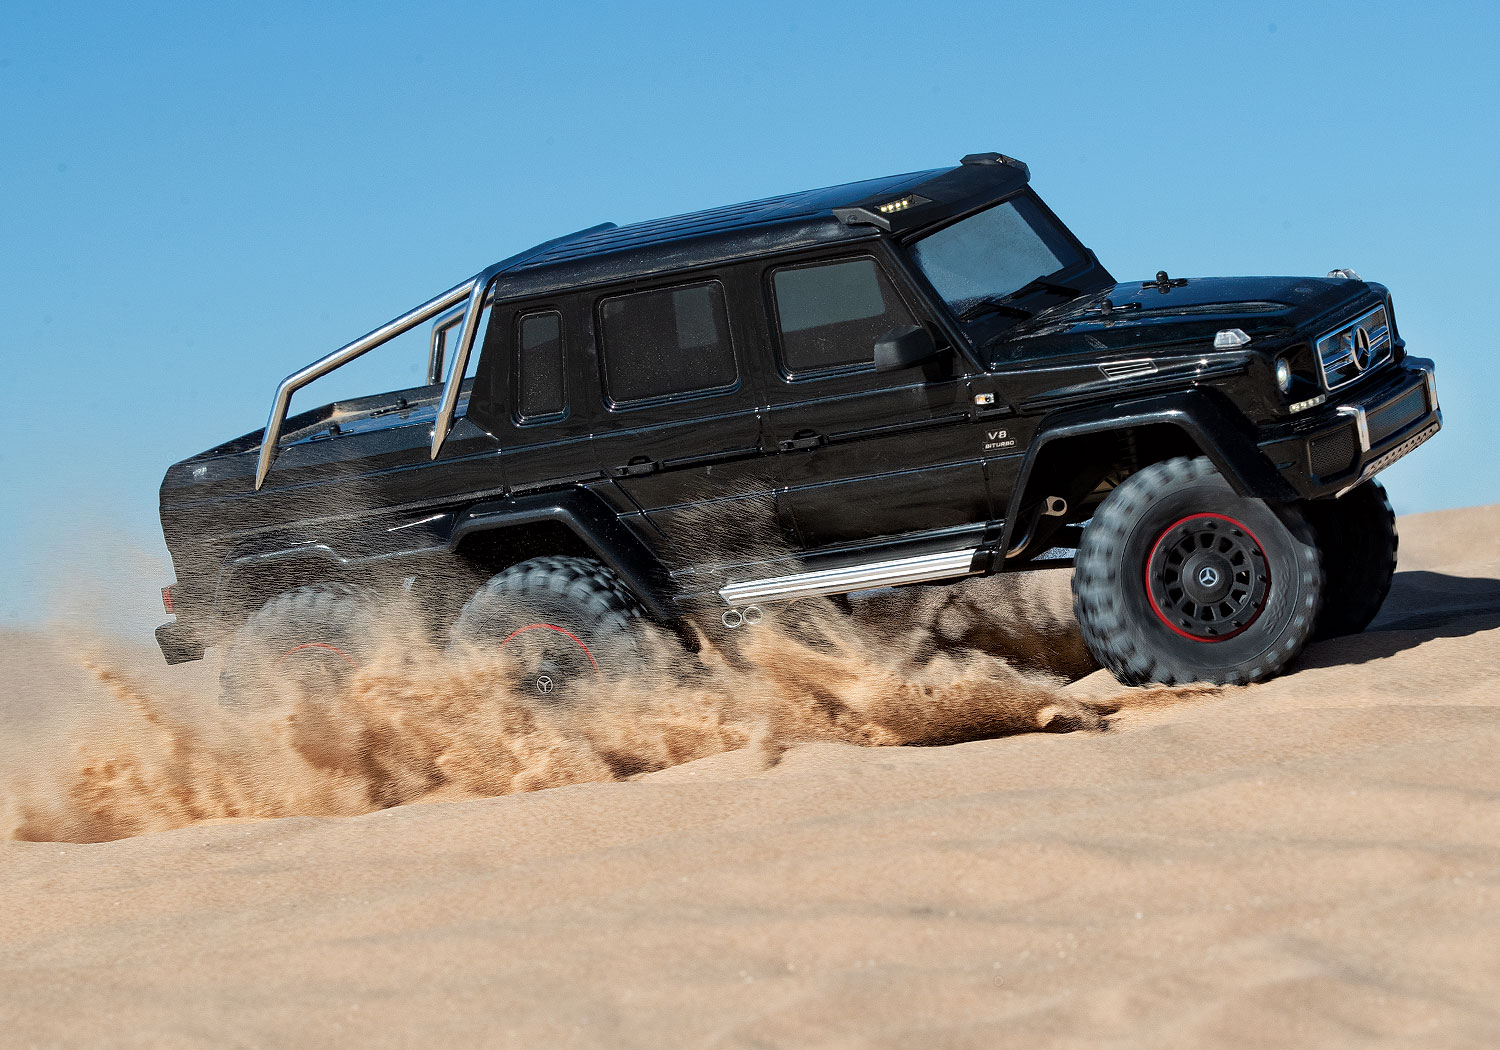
left=598, top=281, right=737, bottom=406
left=514, top=310, right=566, bottom=422
left=770, top=257, right=917, bottom=376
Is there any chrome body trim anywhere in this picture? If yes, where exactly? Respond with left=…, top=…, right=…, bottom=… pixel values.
left=254, top=278, right=478, bottom=490
left=718, top=548, right=982, bottom=606
left=1337, top=404, right=1371, bottom=453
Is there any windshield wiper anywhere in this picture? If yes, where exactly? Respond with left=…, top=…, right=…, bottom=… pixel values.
left=957, top=277, right=1082, bottom=323
left=958, top=297, right=1033, bottom=322
left=1007, top=277, right=1081, bottom=300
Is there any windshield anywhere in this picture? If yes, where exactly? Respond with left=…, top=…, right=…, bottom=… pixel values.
left=908, top=195, right=1086, bottom=319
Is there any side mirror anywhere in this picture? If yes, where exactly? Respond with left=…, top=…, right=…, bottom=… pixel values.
left=874, top=325, right=941, bottom=372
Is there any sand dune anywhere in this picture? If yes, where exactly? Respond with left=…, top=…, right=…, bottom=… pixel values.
left=2, top=505, right=1498, bottom=1047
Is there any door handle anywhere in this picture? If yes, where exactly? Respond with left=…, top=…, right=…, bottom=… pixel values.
left=613, top=456, right=660, bottom=477
left=777, top=430, right=827, bottom=452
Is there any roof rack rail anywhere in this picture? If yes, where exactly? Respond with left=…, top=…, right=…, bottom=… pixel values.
left=253, top=222, right=615, bottom=490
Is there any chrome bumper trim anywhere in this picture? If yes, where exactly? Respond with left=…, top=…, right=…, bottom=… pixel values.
left=1337, top=404, right=1371, bottom=453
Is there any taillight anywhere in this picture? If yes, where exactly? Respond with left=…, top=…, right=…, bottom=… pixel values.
left=161, top=585, right=176, bottom=615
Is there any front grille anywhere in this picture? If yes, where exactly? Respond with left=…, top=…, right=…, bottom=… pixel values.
left=1367, top=384, right=1428, bottom=446
left=1310, top=429, right=1356, bottom=478
left=1317, top=304, right=1393, bottom=390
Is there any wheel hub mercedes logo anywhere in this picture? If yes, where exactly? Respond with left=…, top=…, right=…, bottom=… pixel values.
left=535, top=675, right=554, bottom=695
left=1351, top=326, right=1372, bottom=371
left=1197, top=566, right=1221, bottom=588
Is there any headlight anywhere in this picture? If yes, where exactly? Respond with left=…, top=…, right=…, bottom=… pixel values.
left=1275, top=356, right=1293, bottom=393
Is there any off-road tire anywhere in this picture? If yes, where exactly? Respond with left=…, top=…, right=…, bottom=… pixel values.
left=219, top=582, right=378, bottom=705
left=1072, top=457, right=1324, bottom=686
left=1302, top=479, right=1398, bottom=640
left=450, top=556, right=646, bottom=697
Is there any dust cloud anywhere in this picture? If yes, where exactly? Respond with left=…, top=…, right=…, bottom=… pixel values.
left=0, top=573, right=1136, bottom=844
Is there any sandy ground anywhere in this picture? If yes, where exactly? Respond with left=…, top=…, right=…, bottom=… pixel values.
left=2, top=504, right=1498, bottom=1048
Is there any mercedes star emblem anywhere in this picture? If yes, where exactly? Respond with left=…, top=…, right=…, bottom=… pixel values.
left=535, top=675, right=554, bottom=695
left=1351, top=326, right=1372, bottom=371
left=1197, top=566, right=1220, bottom=588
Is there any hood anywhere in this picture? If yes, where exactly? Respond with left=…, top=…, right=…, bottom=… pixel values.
left=984, top=275, right=1380, bottom=366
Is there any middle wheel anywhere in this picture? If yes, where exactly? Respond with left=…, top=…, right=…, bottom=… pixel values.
left=449, top=555, right=647, bottom=699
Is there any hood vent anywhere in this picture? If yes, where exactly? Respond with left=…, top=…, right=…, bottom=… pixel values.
left=1099, top=359, right=1159, bottom=381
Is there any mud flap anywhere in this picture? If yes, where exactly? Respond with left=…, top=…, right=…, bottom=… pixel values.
left=156, top=620, right=206, bottom=665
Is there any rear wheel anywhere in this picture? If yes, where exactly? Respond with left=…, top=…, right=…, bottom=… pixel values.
left=219, top=583, right=377, bottom=705
left=1302, top=479, right=1399, bottom=640
left=450, top=556, right=647, bottom=699
left=1072, top=457, right=1324, bottom=686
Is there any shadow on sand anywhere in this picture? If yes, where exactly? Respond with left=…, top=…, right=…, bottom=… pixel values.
left=1296, top=570, right=1500, bottom=670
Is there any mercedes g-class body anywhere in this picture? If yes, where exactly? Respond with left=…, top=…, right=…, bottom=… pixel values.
left=155, top=152, right=1442, bottom=693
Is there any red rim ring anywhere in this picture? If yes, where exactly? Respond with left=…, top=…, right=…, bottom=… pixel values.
left=1144, top=512, right=1271, bottom=643
left=498, top=623, right=601, bottom=677
left=276, top=641, right=357, bottom=668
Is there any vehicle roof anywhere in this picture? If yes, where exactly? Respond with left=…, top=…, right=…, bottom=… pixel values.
left=487, top=154, right=1032, bottom=300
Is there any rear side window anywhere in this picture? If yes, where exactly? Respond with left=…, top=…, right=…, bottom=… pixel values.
left=514, top=310, right=565, bottom=421
left=598, top=282, right=737, bottom=405
left=771, top=257, right=917, bottom=375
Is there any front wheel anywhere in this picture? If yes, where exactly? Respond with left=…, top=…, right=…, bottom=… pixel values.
left=1072, top=457, right=1324, bottom=686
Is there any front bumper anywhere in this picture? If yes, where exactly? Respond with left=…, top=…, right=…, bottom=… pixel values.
left=1260, top=358, right=1441, bottom=500
left=155, top=619, right=206, bottom=665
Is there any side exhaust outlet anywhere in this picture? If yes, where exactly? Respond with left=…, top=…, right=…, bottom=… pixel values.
left=721, top=606, right=764, bottom=629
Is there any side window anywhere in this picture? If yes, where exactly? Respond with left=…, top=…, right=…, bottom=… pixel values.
left=598, top=281, right=737, bottom=405
left=514, top=310, right=565, bottom=422
left=770, top=257, right=917, bottom=376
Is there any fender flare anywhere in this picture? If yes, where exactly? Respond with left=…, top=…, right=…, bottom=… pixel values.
left=449, top=490, right=673, bottom=620
left=214, top=487, right=673, bottom=622
left=997, top=389, right=1296, bottom=559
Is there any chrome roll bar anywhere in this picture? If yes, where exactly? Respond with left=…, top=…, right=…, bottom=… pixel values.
left=429, top=276, right=490, bottom=461
left=426, top=286, right=503, bottom=385
left=426, top=305, right=466, bottom=385
left=254, top=278, right=477, bottom=489
left=253, top=222, right=618, bottom=490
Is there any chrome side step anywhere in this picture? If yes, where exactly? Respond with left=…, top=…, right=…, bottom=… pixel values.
left=718, top=548, right=983, bottom=606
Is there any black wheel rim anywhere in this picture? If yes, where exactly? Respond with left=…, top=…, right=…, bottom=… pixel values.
left=1145, top=512, right=1270, bottom=642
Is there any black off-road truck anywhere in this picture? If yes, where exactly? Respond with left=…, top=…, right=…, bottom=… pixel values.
left=156, top=152, right=1442, bottom=694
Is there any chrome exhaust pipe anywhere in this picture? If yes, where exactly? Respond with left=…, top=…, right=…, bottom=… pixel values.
left=720, top=605, right=765, bottom=629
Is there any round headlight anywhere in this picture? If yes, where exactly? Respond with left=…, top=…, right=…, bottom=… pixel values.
left=1275, top=356, right=1293, bottom=393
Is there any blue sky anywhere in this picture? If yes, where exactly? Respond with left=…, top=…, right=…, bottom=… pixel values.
left=2, top=1, right=1497, bottom=626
